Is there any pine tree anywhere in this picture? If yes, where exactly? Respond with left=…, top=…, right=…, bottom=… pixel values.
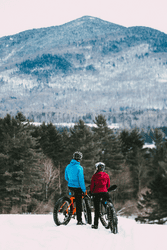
left=120, top=128, right=145, bottom=158
left=136, top=173, right=167, bottom=224
left=0, top=153, right=9, bottom=213
left=128, top=147, right=151, bottom=196
left=0, top=114, right=44, bottom=213
left=92, top=114, right=110, bottom=160
left=103, top=129, right=124, bottom=171
left=119, top=128, right=148, bottom=196
left=69, top=119, right=97, bottom=184
left=92, top=114, right=124, bottom=171
left=15, top=112, right=27, bottom=122
left=136, top=145, right=167, bottom=224
left=149, top=128, right=167, bottom=177
left=37, top=122, right=63, bottom=165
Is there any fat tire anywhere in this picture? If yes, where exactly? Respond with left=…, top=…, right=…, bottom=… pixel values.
left=53, top=197, right=72, bottom=226
left=99, top=201, right=110, bottom=229
left=82, top=196, right=92, bottom=224
left=107, top=203, right=118, bottom=234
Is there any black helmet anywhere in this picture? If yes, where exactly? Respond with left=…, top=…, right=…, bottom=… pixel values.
left=95, top=162, right=105, bottom=172
left=73, top=151, right=83, bottom=161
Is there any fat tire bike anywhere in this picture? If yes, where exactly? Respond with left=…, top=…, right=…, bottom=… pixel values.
left=98, top=185, right=118, bottom=234
left=53, top=190, right=92, bottom=226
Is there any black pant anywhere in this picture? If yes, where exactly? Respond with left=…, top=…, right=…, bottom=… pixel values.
left=68, top=187, right=83, bottom=222
left=93, top=192, right=112, bottom=226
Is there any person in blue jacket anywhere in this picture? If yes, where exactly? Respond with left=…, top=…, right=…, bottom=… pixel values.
left=65, top=151, right=86, bottom=225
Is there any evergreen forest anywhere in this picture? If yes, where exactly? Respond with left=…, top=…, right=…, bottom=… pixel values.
left=0, top=112, right=167, bottom=224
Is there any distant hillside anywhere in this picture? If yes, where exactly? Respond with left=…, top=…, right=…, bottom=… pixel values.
left=0, top=16, right=167, bottom=129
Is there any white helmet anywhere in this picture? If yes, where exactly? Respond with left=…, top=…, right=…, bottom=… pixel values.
left=95, top=162, right=105, bottom=172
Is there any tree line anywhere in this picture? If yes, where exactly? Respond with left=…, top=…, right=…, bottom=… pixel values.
left=0, top=112, right=167, bottom=223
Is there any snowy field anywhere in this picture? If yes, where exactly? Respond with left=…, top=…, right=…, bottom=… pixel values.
left=0, top=214, right=167, bottom=250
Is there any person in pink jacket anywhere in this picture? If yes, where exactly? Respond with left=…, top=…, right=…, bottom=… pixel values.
left=90, top=162, right=112, bottom=229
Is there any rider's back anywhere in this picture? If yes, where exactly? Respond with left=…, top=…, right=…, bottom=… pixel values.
left=90, top=171, right=110, bottom=193
left=65, top=159, right=86, bottom=192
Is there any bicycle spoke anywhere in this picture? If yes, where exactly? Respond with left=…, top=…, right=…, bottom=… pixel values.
left=53, top=198, right=72, bottom=226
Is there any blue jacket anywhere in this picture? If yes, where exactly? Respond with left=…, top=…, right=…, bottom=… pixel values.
left=65, top=159, right=86, bottom=192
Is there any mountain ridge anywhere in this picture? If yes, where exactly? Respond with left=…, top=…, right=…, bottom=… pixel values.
left=0, top=16, right=167, bottom=129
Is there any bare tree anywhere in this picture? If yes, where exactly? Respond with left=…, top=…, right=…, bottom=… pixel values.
left=43, top=158, right=59, bottom=200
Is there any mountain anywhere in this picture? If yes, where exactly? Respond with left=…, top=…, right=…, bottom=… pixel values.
left=0, top=16, right=167, bottom=129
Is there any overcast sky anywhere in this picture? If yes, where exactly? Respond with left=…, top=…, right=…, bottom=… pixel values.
left=0, top=0, right=167, bottom=38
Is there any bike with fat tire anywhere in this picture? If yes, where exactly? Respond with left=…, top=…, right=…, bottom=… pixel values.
left=99, top=185, right=118, bottom=234
left=53, top=194, right=92, bottom=226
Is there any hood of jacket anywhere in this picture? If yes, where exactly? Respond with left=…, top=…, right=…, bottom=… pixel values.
left=70, top=159, right=80, bottom=166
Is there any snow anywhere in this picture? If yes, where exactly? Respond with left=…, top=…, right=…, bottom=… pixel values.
left=143, top=143, right=156, bottom=149
left=24, top=122, right=119, bottom=129
left=0, top=214, right=167, bottom=250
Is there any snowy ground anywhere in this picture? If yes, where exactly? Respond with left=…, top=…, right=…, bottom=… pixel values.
left=0, top=214, right=167, bottom=250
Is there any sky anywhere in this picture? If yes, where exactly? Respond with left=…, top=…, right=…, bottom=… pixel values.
left=0, top=0, right=167, bottom=38
left=0, top=214, right=167, bottom=250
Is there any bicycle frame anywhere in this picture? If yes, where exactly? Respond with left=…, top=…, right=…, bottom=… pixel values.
left=61, top=191, right=88, bottom=216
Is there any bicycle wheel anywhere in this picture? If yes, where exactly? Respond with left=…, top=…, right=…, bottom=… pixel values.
left=99, top=201, right=110, bottom=229
left=82, top=196, right=92, bottom=224
left=53, top=197, right=73, bottom=226
left=107, top=203, right=118, bottom=234
left=112, top=209, right=118, bottom=234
